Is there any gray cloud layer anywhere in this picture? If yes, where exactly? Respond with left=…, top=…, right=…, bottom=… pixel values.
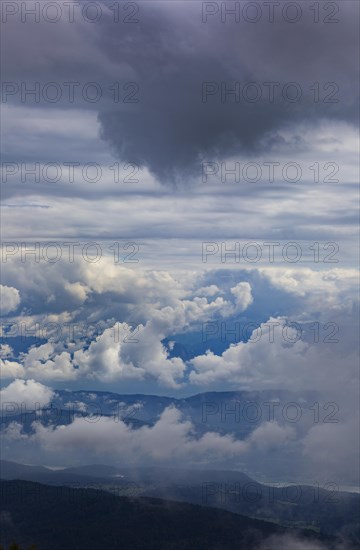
left=2, top=1, right=359, bottom=182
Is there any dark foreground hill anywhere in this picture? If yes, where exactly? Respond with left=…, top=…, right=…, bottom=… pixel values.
left=0, top=480, right=342, bottom=550
left=1, top=461, right=359, bottom=539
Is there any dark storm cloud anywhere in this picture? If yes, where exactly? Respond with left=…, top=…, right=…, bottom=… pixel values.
left=1, top=1, right=359, bottom=183
left=95, top=1, right=359, bottom=183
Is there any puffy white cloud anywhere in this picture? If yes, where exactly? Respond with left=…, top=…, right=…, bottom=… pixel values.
left=230, top=281, right=253, bottom=311
left=249, top=421, right=295, bottom=452
left=0, top=344, right=13, bottom=359
left=73, top=323, right=148, bottom=382
left=2, top=421, right=28, bottom=441
left=72, top=314, right=189, bottom=387
left=0, top=285, right=20, bottom=315
left=260, top=267, right=358, bottom=307
left=0, top=259, right=357, bottom=396
left=23, top=343, right=75, bottom=381
left=0, top=379, right=54, bottom=409
left=0, top=359, right=25, bottom=379
left=63, top=282, right=90, bottom=304
left=0, top=400, right=336, bottom=472
left=15, top=406, right=248, bottom=465
left=189, top=316, right=357, bottom=391
left=0, top=260, right=257, bottom=386
left=195, top=285, right=221, bottom=297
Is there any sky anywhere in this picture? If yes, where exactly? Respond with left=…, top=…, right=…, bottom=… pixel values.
left=0, top=0, right=359, bottom=482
